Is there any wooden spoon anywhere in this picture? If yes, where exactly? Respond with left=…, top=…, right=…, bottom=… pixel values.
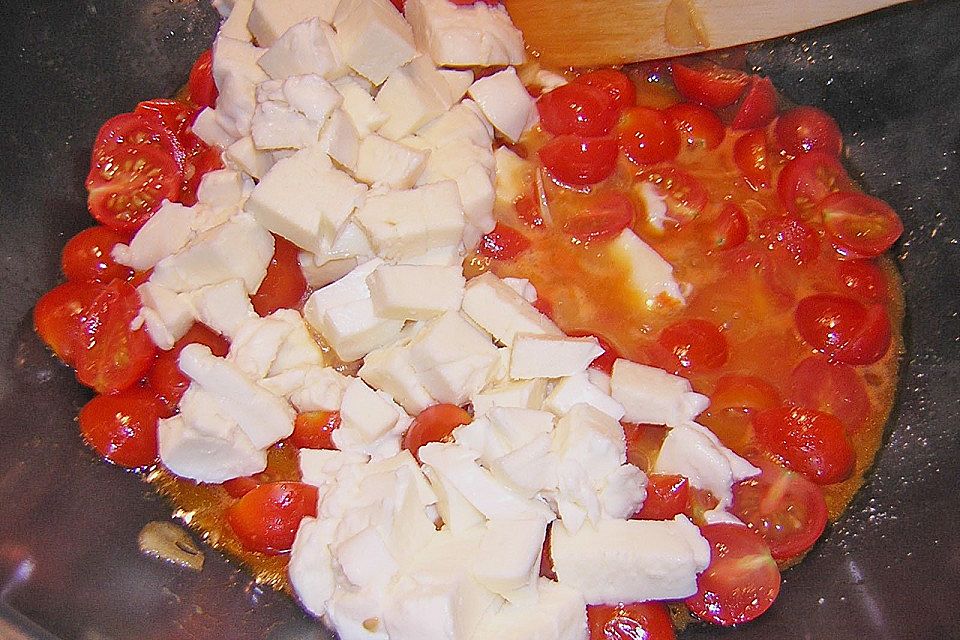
left=502, top=0, right=909, bottom=67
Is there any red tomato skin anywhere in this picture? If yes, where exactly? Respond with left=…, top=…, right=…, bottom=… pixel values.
left=819, top=191, right=904, bottom=258
left=403, top=404, right=472, bottom=461
left=563, top=192, right=635, bottom=243
left=147, top=323, right=230, bottom=411
left=833, top=259, right=888, bottom=302
left=61, top=226, right=133, bottom=284
left=187, top=49, right=218, bottom=110
left=78, top=388, right=164, bottom=468
left=514, top=192, right=544, bottom=228
left=76, top=279, right=158, bottom=394
left=623, top=423, right=670, bottom=472
left=685, top=523, right=781, bottom=626
left=777, top=151, right=852, bottom=218
left=733, top=129, right=772, bottom=188
left=618, top=107, right=680, bottom=165
left=575, top=69, right=637, bottom=113
left=539, top=135, right=619, bottom=186
left=633, top=474, right=690, bottom=520
left=671, top=62, right=749, bottom=109
left=759, top=216, right=820, bottom=267
left=775, top=106, right=843, bottom=157
left=754, top=405, right=856, bottom=485
left=252, top=235, right=308, bottom=316
left=478, top=222, right=531, bottom=260
left=180, top=144, right=224, bottom=207
left=33, top=281, right=103, bottom=367
left=291, top=411, right=341, bottom=449
left=788, top=355, right=870, bottom=434
left=731, top=77, right=777, bottom=130
left=794, top=294, right=892, bottom=365
left=711, top=375, right=781, bottom=412
left=223, top=475, right=263, bottom=499
left=665, top=102, right=725, bottom=149
left=706, top=202, right=749, bottom=251
left=587, top=602, right=676, bottom=640
left=657, top=319, right=728, bottom=374
left=537, top=82, right=620, bottom=137
left=226, top=482, right=319, bottom=554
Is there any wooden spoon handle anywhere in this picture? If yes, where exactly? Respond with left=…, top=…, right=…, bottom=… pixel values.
left=504, top=0, right=910, bottom=67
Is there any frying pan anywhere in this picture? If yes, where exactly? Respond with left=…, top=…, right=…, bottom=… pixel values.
left=1, top=1, right=957, bottom=638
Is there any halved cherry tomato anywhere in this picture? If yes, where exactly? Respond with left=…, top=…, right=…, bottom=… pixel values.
left=711, top=375, right=781, bottom=413
left=86, top=112, right=184, bottom=233
left=705, top=202, right=748, bottom=251
left=587, top=602, right=676, bottom=640
left=754, top=405, right=856, bottom=485
left=788, top=355, right=870, bottom=434
left=226, top=482, right=318, bottom=554
left=61, top=226, right=133, bottom=285
left=290, top=411, right=341, bottom=450
left=731, top=460, right=828, bottom=562
left=78, top=388, right=164, bottom=468
left=514, top=192, right=545, bottom=228
left=403, top=404, right=472, bottom=462
left=447, top=0, right=500, bottom=5
left=777, top=151, right=852, bottom=219
left=633, top=474, right=690, bottom=521
left=671, top=61, right=749, bottom=109
left=664, top=102, right=724, bottom=149
left=478, top=222, right=531, bottom=260
left=775, top=106, right=843, bottom=157
left=180, top=144, right=224, bottom=207
left=733, top=129, right=772, bottom=188
left=537, top=83, right=620, bottom=137
left=622, top=423, right=669, bottom=472
left=731, top=77, right=777, bottom=130
left=187, top=49, right=218, bottom=110
left=574, top=69, right=636, bottom=113
left=147, top=323, right=230, bottom=412
left=33, top=281, right=103, bottom=367
left=759, top=216, right=820, bottom=267
left=657, top=318, right=728, bottom=373
left=618, top=107, right=680, bottom=165
left=684, top=523, right=781, bottom=626
left=252, top=235, right=308, bottom=316
left=820, top=191, right=903, bottom=258
left=794, top=293, right=891, bottom=365
left=539, top=135, right=618, bottom=186
left=639, top=167, right=708, bottom=225
left=76, top=279, right=157, bottom=394
left=389, top=0, right=405, bottom=10
left=568, top=330, right=621, bottom=374
left=134, top=99, right=201, bottom=159
left=223, top=474, right=267, bottom=499
left=563, top=193, right=635, bottom=243
left=833, top=259, right=888, bottom=301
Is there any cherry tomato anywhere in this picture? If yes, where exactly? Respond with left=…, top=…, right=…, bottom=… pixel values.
left=685, top=523, right=781, bottom=626
left=733, top=129, right=772, bottom=188
left=587, top=602, right=676, bottom=640
left=290, top=411, right=341, bottom=449
left=563, top=192, right=635, bottom=243
left=538, top=82, right=620, bottom=137
left=223, top=474, right=266, bottom=499
left=664, top=102, right=724, bottom=149
left=147, top=323, right=230, bottom=411
left=639, top=167, right=708, bottom=225
left=775, top=106, right=843, bottom=157
left=731, top=77, right=777, bottom=130
left=180, top=144, right=224, bottom=207
left=731, top=460, right=828, bottom=562
left=753, top=404, right=856, bottom=485
left=403, top=404, right=472, bottom=462
left=226, top=482, right=319, bottom=554
left=33, top=281, right=103, bottom=367
left=777, top=151, right=852, bottom=219
left=76, top=279, right=157, bottom=394
left=61, top=226, right=133, bottom=284
left=539, top=135, right=618, bottom=186
left=187, top=49, right=218, bottom=110
left=134, top=99, right=201, bottom=159
left=568, top=330, right=622, bottom=374
left=622, top=423, right=669, bottom=472
left=819, top=191, right=903, bottom=258
left=532, top=296, right=554, bottom=318
left=759, top=216, right=820, bottom=267
left=478, top=222, right=531, bottom=260
left=86, top=112, right=184, bottom=233
left=711, top=375, right=781, bottom=413
left=705, top=202, right=748, bottom=251
left=514, top=192, right=545, bottom=228
left=788, top=355, right=870, bottom=434
left=633, top=474, right=690, bottom=521
left=390, top=0, right=405, bottom=10
left=574, top=69, right=636, bottom=113
left=657, top=319, right=728, bottom=373
left=833, top=259, right=888, bottom=301
left=618, top=107, right=680, bottom=165
left=794, top=293, right=891, bottom=365
left=251, top=235, right=308, bottom=316
left=78, top=388, right=164, bottom=468
left=447, top=0, right=500, bottom=5
left=671, top=61, right=749, bottom=109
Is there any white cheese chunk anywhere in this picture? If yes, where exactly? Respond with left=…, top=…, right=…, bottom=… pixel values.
left=355, top=134, right=429, bottom=189
left=415, top=100, right=493, bottom=149
left=438, top=68, right=473, bottom=101
left=474, top=579, right=588, bottom=640
left=113, top=200, right=195, bottom=271
left=219, top=0, right=254, bottom=41
left=320, top=296, right=406, bottom=362
left=339, top=377, right=402, bottom=443
left=212, top=36, right=268, bottom=137
left=317, top=108, right=360, bottom=170
left=281, top=74, right=344, bottom=121
left=470, top=378, right=548, bottom=418
left=333, top=0, right=417, bottom=86
left=413, top=138, right=495, bottom=241
left=550, top=516, right=711, bottom=604
left=610, top=359, right=710, bottom=425
left=375, top=56, right=456, bottom=139
left=225, top=135, right=276, bottom=179
left=461, top=272, right=561, bottom=346
left=187, top=278, right=256, bottom=340
left=359, top=341, right=436, bottom=415
left=136, top=282, right=194, bottom=350
left=196, top=169, right=252, bottom=210
left=404, top=0, right=525, bottom=68
left=366, top=264, right=464, bottom=321
left=509, top=334, right=604, bottom=380
left=608, top=229, right=685, bottom=306
left=251, top=99, right=321, bottom=150
left=257, top=18, right=344, bottom=80
left=288, top=517, right=338, bottom=616
left=271, top=365, right=350, bottom=412
left=472, top=518, right=546, bottom=601
left=333, top=75, right=389, bottom=136
left=247, top=0, right=341, bottom=47
left=192, top=107, right=237, bottom=149
left=543, top=373, right=625, bottom=421
left=467, top=68, right=535, bottom=143
left=158, top=413, right=267, bottom=483
left=494, top=146, right=534, bottom=209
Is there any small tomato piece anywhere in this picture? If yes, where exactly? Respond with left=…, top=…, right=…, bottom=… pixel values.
left=777, top=151, right=852, bottom=219
left=733, top=129, right=772, bottom=188
left=540, top=135, right=619, bottom=186
left=33, top=281, right=103, bottom=367
left=226, top=482, right=319, bottom=554
left=575, top=68, right=637, bottom=113
left=587, top=602, right=676, bottom=640
left=671, top=61, right=749, bottom=109
left=794, top=293, right=891, bottom=365
left=187, top=49, right=218, bottom=110
left=478, top=222, right=531, bottom=260
left=61, top=226, right=133, bottom=284
left=618, top=107, right=680, bottom=165
left=291, top=411, right=341, bottom=450
left=731, top=77, right=777, bottom=130
left=78, top=388, right=164, bottom=468
left=537, top=82, right=620, bottom=136
left=633, top=474, right=691, bottom=521
left=665, top=102, right=725, bottom=149
left=753, top=404, right=856, bottom=485
left=563, top=192, right=635, bottom=243
left=252, top=235, right=309, bottom=315
left=820, top=191, right=903, bottom=258
left=775, top=105, right=843, bottom=157
left=403, top=404, right=472, bottom=462
left=657, top=318, right=728, bottom=373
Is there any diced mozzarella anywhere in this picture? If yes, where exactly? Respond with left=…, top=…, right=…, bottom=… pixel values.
left=212, top=36, right=268, bottom=137
left=250, top=99, right=320, bottom=150
left=288, top=517, right=338, bottom=616
left=317, top=109, right=360, bottom=170
left=338, top=377, right=403, bottom=443
left=285, top=366, right=351, bottom=412
left=610, top=359, right=710, bottom=425
left=218, top=0, right=254, bottom=41
left=359, top=340, right=436, bottom=415
left=300, top=251, right=360, bottom=289
left=438, top=68, right=473, bottom=101
left=333, top=0, right=417, bottom=86
left=319, top=296, right=406, bottom=362
left=637, top=181, right=670, bottom=231
left=550, top=516, right=711, bottom=604
left=467, top=68, right=535, bottom=143
left=225, top=135, right=276, bottom=179
left=113, top=200, right=195, bottom=271
left=257, top=18, right=345, bottom=80
left=461, top=272, right=561, bottom=346
left=158, top=412, right=267, bottom=483
left=375, top=56, right=457, bottom=139
left=366, top=263, right=464, bottom=321
left=413, top=138, right=495, bottom=241
left=197, top=169, right=251, bottom=209
left=300, top=448, right=368, bottom=493
left=500, top=278, right=535, bottom=302
left=415, top=100, right=493, bottom=149
left=304, top=257, right=381, bottom=316
left=136, top=282, right=194, bottom=350
left=404, top=0, right=525, bottom=68
left=542, top=373, right=625, bottom=421
left=531, top=68, right=569, bottom=94
left=187, top=278, right=256, bottom=340
left=608, top=229, right=684, bottom=306
left=282, top=74, right=344, bottom=121
left=509, top=334, right=604, bottom=380
left=355, top=134, right=429, bottom=189
left=472, top=518, right=546, bottom=600
left=192, top=107, right=237, bottom=148
left=470, top=378, right=548, bottom=418
left=333, top=75, right=389, bottom=136
left=247, top=0, right=341, bottom=47
left=474, top=579, right=588, bottom=640
left=494, top=146, right=534, bottom=208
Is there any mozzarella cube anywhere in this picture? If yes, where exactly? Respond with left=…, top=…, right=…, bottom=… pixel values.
left=339, top=377, right=402, bottom=443
left=404, top=0, right=525, bottom=68
left=608, top=229, right=685, bottom=306
left=474, top=579, right=588, bottom=640
left=461, top=273, right=561, bottom=346
left=468, top=68, right=535, bottom=143
left=610, top=359, right=710, bottom=425
left=303, top=257, right=381, bottom=317
left=192, top=107, right=236, bottom=148
left=416, top=100, right=493, bottom=149
left=257, top=18, right=345, bottom=79
left=366, top=264, right=464, bottom=321
left=196, top=169, right=250, bottom=209
left=333, top=75, right=389, bottom=136
left=543, top=373, right=625, bottom=421
left=472, top=518, right=546, bottom=599
left=225, top=135, right=275, bottom=179
left=317, top=108, right=360, bottom=170
left=494, top=146, right=534, bottom=208
left=219, top=0, right=254, bottom=41
left=247, top=0, right=341, bottom=47
left=251, top=99, right=321, bottom=150
left=289, top=366, right=351, bottom=411
left=187, top=278, right=256, bottom=340
left=509, top=334, right=604, bottom=380
left=355, top=134, right=429, bottom=188
left=333, top=0, right=417, bottom=85
left=414, top=139, right=495, bottom=238
left=470, top=378, right=548, bottom=417
left=319, top=296, right=405, bottom=362
left=281, top=74, right=343, bottom=122
left=359, top=341, right=436, bottom=414
left=288, top=517, right=338, bottom=617
left=439, top=68, right=473, bottom=101
left=158, top=413, right=267, bottom=483
left=113, top=201, right=195, bottom=271
left=136, top=282, right=195, bottom=350
left=375, top=56, right=456, bottom=139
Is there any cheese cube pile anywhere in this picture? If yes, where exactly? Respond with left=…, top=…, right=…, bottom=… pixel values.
left=113, top=1, right=761, bottom=638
